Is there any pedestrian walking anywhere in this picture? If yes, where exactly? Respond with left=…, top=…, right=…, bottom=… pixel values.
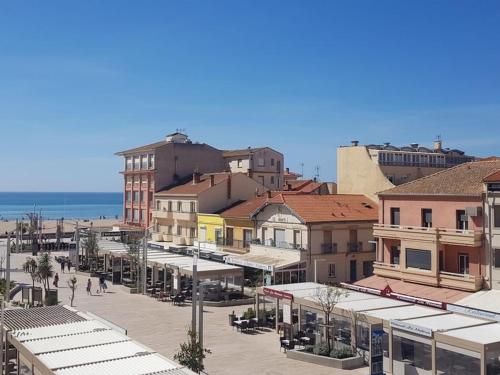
left=87, top=278, right=92, bottom=295
left=99, top=274, right=106, bottom=293
left=60, top=260, right=65, bottom=273
left=53, top=273, right=59, bottom=288
left=67, top=259, right=72, bottom=273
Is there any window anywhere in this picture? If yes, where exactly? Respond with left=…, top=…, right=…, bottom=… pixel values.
left=436, top=346, right=480, bottom=375
left=459, top=253, right=470, bottom=274
left=393, top=335, right=432, bottom=371
left=177, top=201, right=182, bottom=212
left=237, top=159, right=243, bottom=168
left=391, top=246, right=400, bottom=265
left=167, top=225, right=172, bottom=235
left=134, top=157, right=140, bottom=170
left=190, top=202, right=196, bottom=213
left=259, top=176, right=265, bottom=185
left=133, top=191, right=139, bottom=202
left=190, top=227, right=196, bottom=238
left=456, top=210, right=468, bottom=230
left=495, top=206, right=500, bottom=228
left=258, top=158, right=265, bottom=167
left=126, top=157, right=132, bottom=170
left=390, top=208, right=400, bottom=226
left=141, top=155, right=148, bottom=169
left=293, top=230, right=301, bottom=249
left=271, top=158, right=275, bottom=166
left=133, top=209, right=139, bottom=222
left=270, top=176, right=275, bottom=185
left=142, top=176, right=148, bottom=184
left=328, top=264, right=336, bottom=278
left=363, top=261, right=373, bottom=277
left=495, top=249, right=500, bottom=268
left=126, top=209, right=131, bottom=221
left=176, top=226, right=182, bottom=236
left=168, top=201, right=172, bottom=212
left=406, top=248, right=432, bottom=270
left=421, top=209, right=432, bottom=228
left=126, top=191, right=131, bottom=202
left=141, top=209, right=146, bottom=222
left=156, top=200, right=160, bottom=210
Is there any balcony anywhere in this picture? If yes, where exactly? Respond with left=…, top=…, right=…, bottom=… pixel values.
left=373, top=262, right=401, bottom=279
left=439, top=271, right=483, bottom=292
left=152, top=210, right=173, bottom=219
left=347, top=242, right=363, bottom=252
left=373, top=223, right=482, bottom=247
left=250, top=239, right=305, bottom=252
left=175, top=211, right=197, bottom=222
left=321, top=243, right=338, bottom=254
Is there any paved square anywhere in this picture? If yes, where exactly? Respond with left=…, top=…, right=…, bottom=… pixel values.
left=5, top=248, right=368, bottom=375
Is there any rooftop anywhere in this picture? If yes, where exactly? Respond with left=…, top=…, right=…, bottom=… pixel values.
left=484, top=169, right=500, bottom=182
left=378, top=159, right=500, bottom=196
left=401, top=313, right=488, bottom=332
left=259, top=193, right=378, bottom=223
left=156, top=172, right=236, bottom=196
left=222, top=147, right=267, bottom=158
left=364, top=304, right=448, bottom=321
left=439, top=323, right=500, bottom=344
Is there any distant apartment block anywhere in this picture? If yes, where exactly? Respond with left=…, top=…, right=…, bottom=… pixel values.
left=337, top=139, right=475, bottom=201
left=223, top=147, right=284, bottom=190
left=115, top=132, right=226, bottom=228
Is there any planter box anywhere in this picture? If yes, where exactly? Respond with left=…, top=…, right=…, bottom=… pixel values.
left=286, top=350, right=364, bottom=370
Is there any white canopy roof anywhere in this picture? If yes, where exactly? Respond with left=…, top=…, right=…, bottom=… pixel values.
left=398, top=313, right=488, bottom=332
left=365, top=304, right=448, bottom=321
left=439, top=322, right=500, bottom=344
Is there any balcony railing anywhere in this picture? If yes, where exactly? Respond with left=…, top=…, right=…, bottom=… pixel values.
left=251, top=239, right=305, bottom=251
left=347, top=242, right=363, bottom=252
left=321, top=243, right=338, bottom=254
left=216, top=238, right=251, bottom=249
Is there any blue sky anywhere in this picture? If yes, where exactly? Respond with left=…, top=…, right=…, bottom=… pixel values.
left=0, top=1, right=499, bottom=192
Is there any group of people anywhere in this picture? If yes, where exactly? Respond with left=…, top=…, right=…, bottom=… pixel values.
left=52, top=258, right=74, bottom=288
left=86, top=274, right=108, bottom=295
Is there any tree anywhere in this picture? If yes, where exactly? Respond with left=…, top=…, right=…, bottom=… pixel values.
left=313, top=286, right=349, bottom=354
left=23, top=257, right=38, bottom=304
left=174, top=328, right=211, bottom=374
left=125, top=235, right=141, bottom=291
left=36, top=252, right=54, bottom=303
left=68, top=275, right=77, bottom=307
left=82, top=231, right=99, bottom=270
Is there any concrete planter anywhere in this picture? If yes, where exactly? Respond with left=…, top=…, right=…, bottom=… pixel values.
left=286, top=350, right=364, bottom=370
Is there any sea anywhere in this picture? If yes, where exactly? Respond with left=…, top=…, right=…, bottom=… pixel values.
left=0, top=192, right=123, bottom=221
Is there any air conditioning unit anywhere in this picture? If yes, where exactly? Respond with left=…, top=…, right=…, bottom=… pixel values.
left=465, top=206, right=482, bottom=217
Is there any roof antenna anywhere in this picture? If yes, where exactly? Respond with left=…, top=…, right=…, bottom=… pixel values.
left=314, top=165, right=320, bottom=182
left=300, top=163, right=304, bottom=177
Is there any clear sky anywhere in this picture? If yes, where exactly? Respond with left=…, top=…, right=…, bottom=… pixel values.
left=0, top=1, right=499, bottom=192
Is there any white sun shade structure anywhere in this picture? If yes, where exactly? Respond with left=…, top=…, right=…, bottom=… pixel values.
left=5, top=305, right=195, bottom=375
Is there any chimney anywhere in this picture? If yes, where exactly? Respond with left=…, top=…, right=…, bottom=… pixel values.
left=227, top=174, right=232, bottom=200
left=267, top=190, right=272, bottom=198
left=247, top=168, right=253, bottom=178
left=209, top=174, right=215, bottom=187
left=286, top=167, right=290, bottom=174
left=434, top=139, right=442, bottom=152
left=192, top=172, right=201, bottom=184
left=351, top=140, right=359, bottom=147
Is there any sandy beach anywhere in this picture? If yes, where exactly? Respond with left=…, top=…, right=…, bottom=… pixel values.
left=0, top=218, right=121, bottom=235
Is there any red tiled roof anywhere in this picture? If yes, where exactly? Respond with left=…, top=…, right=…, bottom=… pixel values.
left=484, top=169, right=500, bottom=182
left=220, top=193, right=280, bottom=219
left=263, top=194, right=378, bottom=223
left=379, top=160, right=500, bottom=196
left=284, top=179, right=322, bottom=193
left=354, top=275, right=472, bottom=304
left=156, top=172, right=236, bottom=196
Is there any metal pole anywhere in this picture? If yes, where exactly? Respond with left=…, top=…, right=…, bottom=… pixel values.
left=15, top=220, right=19, bottom=254
left=75, top=222, right=80, bottom=272
left=198, top=283, right=204, bottom=351
left=5, top=235, right=10, bottom=303
left=0, top=297, right=4, bottom=375
left=142, top=229, right=148, bottom=295
left=191, top=245, right=198, bottom=334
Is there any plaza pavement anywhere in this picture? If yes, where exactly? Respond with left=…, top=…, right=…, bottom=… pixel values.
left=3, top=246, right=369, bottom=375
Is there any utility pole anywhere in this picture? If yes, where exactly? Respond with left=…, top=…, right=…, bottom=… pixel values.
left=142, top=228, right=148, bottom=295
left=0, top=295, right=4, bottom=375
left=75, top=222, right=80, bottom=272
left=191, top=244, right=199, bottom=335
left=198, top=283, right=204, bottom=351
left=5, top=234, right=10, bottom=303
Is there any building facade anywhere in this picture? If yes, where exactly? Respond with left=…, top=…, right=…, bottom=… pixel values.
left=484, top=170, right=500, bottom=290
left=116, top=132, right=226, bottom=228
left=372, top=160, right=500, bottom=293
left=152, top=172, right=265, bottom=246
left=337, top=139, right=475, bottom=201
left=223, top=147, right=284, bottom=191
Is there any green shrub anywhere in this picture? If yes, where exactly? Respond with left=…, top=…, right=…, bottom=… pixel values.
left=313, top=343, right=330, bottom=357
left=303, top=345, right=314, bottom=353
left=242, top=308, right=256, bottom=320
left=330, top=347, right=354, bottom=359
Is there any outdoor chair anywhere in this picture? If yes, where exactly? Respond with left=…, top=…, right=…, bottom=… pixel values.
left=247, top=319, right=256, bottom=331
left=239, top=320, right=249, bottom=333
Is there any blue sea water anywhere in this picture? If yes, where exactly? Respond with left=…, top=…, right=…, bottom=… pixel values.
left=0, top=192, right=123, bottom=220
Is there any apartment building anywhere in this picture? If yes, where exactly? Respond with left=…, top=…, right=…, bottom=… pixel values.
left=223, top=147, right=284, bottom=190
left=115, top=132, right=226, bottom=228
left=152, top=172, right=265, bottom=246
left=485, top=169, right=500, bottom=289
left=337, top=139, right=475, bottom=201
left=225, top=193, right=378, bottom=285
left=369, top=160, right=500, bottom=296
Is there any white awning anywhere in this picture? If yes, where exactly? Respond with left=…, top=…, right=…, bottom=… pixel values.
left=225, top=253, right=300, bottom=272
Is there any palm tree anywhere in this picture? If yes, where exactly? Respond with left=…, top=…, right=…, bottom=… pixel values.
left=23, top=257, right=38, bottom=305
left=36, top=252, right=54, bottom=304
left=82, top=231, right=99, bottom=270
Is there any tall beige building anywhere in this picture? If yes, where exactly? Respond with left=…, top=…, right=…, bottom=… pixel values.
left=337, top=139, right=474, bottom=201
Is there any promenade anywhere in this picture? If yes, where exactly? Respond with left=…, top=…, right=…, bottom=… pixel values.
left=1, top=244, right=368, bottom=375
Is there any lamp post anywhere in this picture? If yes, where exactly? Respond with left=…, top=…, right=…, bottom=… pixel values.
left=5, top=234, right=10, bottom=303
left=191, top=244, right=198, bottom=334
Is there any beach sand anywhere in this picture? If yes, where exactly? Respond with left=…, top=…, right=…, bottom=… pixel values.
left=0, top=218, right=121, bottom=235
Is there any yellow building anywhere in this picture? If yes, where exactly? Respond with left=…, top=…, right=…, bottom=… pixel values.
left=197, top=213, right=224, bottom=245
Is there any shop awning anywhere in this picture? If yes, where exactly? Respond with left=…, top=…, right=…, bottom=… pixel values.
left=225, top=253, right=300, bottom=272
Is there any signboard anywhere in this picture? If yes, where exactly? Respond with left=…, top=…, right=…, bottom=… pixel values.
left=263, top=287, right=294, bottom=301
left=390, top=292, right=445, bottom=309
left=390, top=320, right=432, bottom=337
left=283, top=303, right=292, bottom=325
left=225, top=257, right=273, bottom=272
left=447, top=303, right=500, bottom=322
left=340, top=283, right=382, bottom=296
left=370, top=328, right=384, bottom=375
left=148, top=243, right=164, bottom=250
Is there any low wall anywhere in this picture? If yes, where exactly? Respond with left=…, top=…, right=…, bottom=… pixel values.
left=203, top=298, right=254, bottom=307
left=286, top=350, right=365, bottom=370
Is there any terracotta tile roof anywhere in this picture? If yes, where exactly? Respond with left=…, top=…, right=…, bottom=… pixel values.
left=299, top=182, right=322, bottom=193
left=220, top=193, right=280, bottom=218
left=379, top=160, right=500, bottom=196
left=156, top=172, right=236, bottom=196
left=284, top=170, right=302, bottom=178
left=264, top=194, right=378, bottom=223
left=484, top=169, right=500, bottom=182
left=284, top=179, right=322, bottom=193
left=115, top=140, right=167, bottom=155
left=222, top=147, right=266, bottom=158
left=354, top=275, right=472, bottom=304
